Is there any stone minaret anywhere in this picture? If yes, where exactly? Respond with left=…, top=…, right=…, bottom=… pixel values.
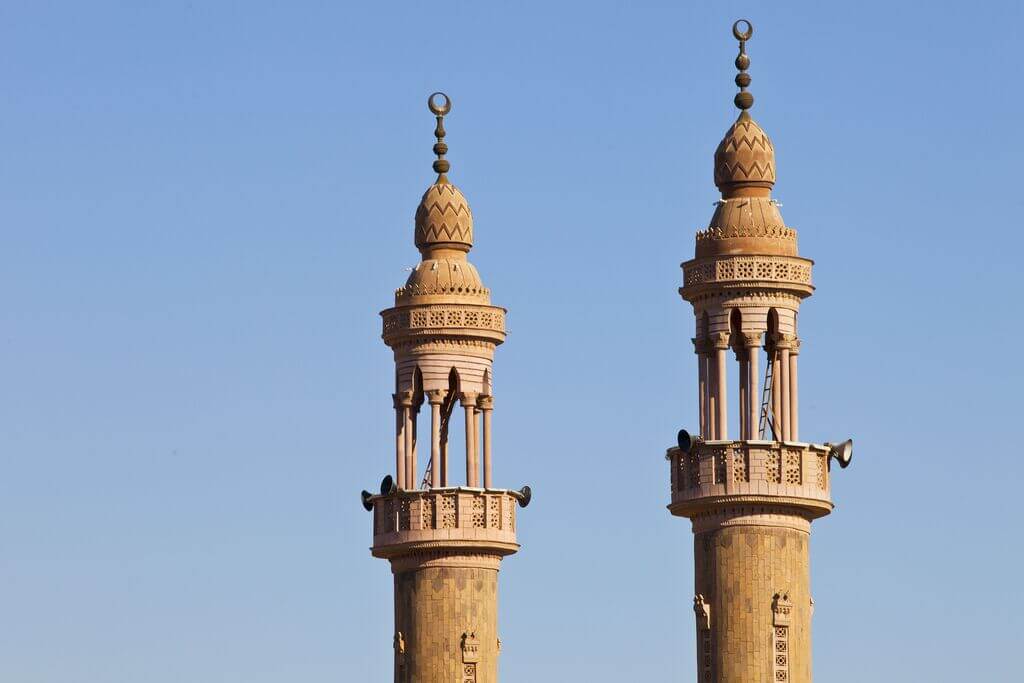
left=364, top=93, right=529, bottom=683
left=669, top=21, right=852, bottom=683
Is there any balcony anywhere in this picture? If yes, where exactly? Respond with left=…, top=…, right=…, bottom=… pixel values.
left=667, top=440, right=833, bottom=519
left=370, top=487, right=520, bottom=559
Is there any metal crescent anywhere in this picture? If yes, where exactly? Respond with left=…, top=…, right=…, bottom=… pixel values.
left=427, top=91, right=452, bottom=116
left=732, top=19, right=753, bottom=41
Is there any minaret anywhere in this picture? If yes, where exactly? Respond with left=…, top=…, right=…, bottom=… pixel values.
left=363, top=93, right=529, bottom=683
left=669, top=21, right=853, bottom=683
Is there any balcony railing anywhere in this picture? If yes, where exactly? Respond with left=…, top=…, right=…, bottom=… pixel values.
left=667, top=440, right=832, bottom=518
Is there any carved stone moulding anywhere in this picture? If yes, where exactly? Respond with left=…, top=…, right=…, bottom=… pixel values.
left=680, top=254, right=814, bottom=301
left=666, top=440, right=832, bottom=520
left=370, top=488, right=519, bottom=560
left=381, top=303, right=507, bottom=346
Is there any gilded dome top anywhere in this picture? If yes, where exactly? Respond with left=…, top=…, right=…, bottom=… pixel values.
left=414, top=181, right=474, bottom=253
left=714, top=111, right=776, bottom=195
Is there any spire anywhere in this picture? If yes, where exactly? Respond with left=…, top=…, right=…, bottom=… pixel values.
left=428, top=92, right=452, bottom=183
left=414, top=92, right=474, bottom=256
left=714, top=19, right=776, bottom=197
left=732, top=20, right=754, bottom=112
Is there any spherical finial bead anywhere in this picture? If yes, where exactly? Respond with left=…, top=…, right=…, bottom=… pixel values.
left=734, top=92, right=754, bottom=110
left=735, top=54, right=750, bottom=70
left=735, top=73, right=751, bottom=88
left=433, top=159, right=450, bottom=174
left=433, top=142, right=448, bottom=156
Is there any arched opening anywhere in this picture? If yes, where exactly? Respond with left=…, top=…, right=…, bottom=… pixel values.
left=764, top=309, right=780, bottom=440
left=729, top=309, right=746, bottom=439
left=438, top=368, right=461, bottom=487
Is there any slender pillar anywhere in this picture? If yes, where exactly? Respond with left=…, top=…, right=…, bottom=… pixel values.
left=771, top=346, right=782, bottom=440
left=440, top=432, right=448, bottom=487
left=779, top=344, right=791, bottom=441
left=428, top=390, right=444, bottom=488
left=708, top=345, right=718, bottom=439
left=406, top=399, right=417, bottom=488
left=394, top=393, right=406, bottom=490
left=744, top=333, right=761, bottom=439
left=737, top=350, right=748, bottom=439
left=479, top=395, right=494, bottom=489
left=789, top=342, right=800, bottom=441
left=712, top=332, right=729, bottom=440
left=694, top=338, right=709, bottom=438
left=461, top=393, right=478, bottom=487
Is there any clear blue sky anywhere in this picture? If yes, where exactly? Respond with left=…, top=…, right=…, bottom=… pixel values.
left=2, top=1, right=1021, bottom=681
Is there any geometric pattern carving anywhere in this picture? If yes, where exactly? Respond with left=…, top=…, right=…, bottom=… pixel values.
left=694, top=594, right=713, bottom=683
left=683, top=255, right=811, bottom=288
left=732, top=449, right=748, bottom=483
left=415, top=182, right=473, bottom=249
left=766, top=449, right=782, bottom=484
left=714, top=115, right=776, bottom=188
left=373, top=490, right=518, bottom=537
left=382, top=304, right=505, bottom=336
left=772, top=593, right=793, bottom=682
left=784, top=450, right=801, bottom=485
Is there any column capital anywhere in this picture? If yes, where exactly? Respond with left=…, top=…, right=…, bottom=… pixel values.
left=477, top=395, right=494, bottom=411
left=709, top=331, right=731, bottom=350
left=394, top=391, right=414, bottom=408
left=741, top=331, right=763, bottom=348
left=692, top=337, right=712, bottom=355
left=459, top=392, right=479, bottom=406
left=773, top=333, right=799, bottom=351
left=426, top=389, right=447, bottom=405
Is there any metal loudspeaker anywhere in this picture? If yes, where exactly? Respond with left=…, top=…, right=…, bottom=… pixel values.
left=677, top=429, right=694, bottom=453
left=828, top=439, right=853, bottom=469
left=516, top=485, right=532, bottom=508
left=361, top=490, right=373, bottom=511
left=380, top=474, right=396, bottom=496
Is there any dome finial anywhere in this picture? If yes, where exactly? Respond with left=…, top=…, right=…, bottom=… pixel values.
left=428, top=92, right=452, bottom=183
left=732, top=19, right=754, bottom=112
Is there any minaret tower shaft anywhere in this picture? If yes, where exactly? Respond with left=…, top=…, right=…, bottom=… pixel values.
left=364, top=93, right=529, bottom=683
left=668, top=22, right=852, bottom=683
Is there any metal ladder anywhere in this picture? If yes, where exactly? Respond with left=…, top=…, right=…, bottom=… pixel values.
left=758, top=353, right=778, bottom=440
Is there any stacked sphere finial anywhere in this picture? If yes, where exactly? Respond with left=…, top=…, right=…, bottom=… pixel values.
left=428, top=92, right=452, bottom=180
left=732, top=20, right=754, bottom=111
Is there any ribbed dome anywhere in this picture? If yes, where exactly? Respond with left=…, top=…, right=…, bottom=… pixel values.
left=714, top=111, right=776, bottom=195
left=414, top=181, right=473, bottom=254
left=396, top=257, right=490, bottom=305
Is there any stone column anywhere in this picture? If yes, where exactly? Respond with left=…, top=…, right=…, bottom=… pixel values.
left=410, top=398, right=421, bottom=488
left=771, top=346, right=782, bottom=440
left=479, top=395, right=494, bottom=489
left=735, top=346, right=748, bottom=440
left=711, top=332, right=730, bottom=440
left=744, top=332, right=762, bottom=440
left=393, top=393, right=406, bottom=490
left=427, top=390, right=446, bottom=489
left=789, top=341, right=800, bottom=442
left=402, top=392, right=415, bottom=489
left=694, top=338, right=710, bottom=438
left=777, top=334, right=795, bottom=441
left=461, top=393, right=478, bottom=487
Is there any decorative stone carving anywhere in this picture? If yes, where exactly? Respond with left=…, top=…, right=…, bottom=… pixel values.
left=394, top=631, right=406, bottom=662
left=693, top=594, right=711, bottom=631
left=461, top=631, right=480, bottom=663
left=709, top=331, right=731, bottom=350
left=772, top=592, right=793, bottom=627
left=415, top=181, right=473, bottom=251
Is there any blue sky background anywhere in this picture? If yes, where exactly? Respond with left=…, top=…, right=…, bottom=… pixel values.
left=2, top=1, right=1022, bottom=681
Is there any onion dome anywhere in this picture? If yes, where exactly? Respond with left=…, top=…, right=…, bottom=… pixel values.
left=415, top=182, right=473, bottom=253
left=698, top=20, right=797, bottom=258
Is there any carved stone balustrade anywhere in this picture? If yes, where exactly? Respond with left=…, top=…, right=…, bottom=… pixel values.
left=667, top=440, right=833, bottom=519
left=370, top=488, right=520, bottom=560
